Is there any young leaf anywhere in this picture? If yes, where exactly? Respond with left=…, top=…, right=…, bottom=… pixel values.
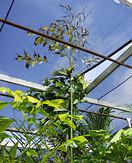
left=58, top=113, right=76, bottom=129
left=40, top=26, right=49, bottom=31
left=34, top=36, right=43, bottom=45
left=27, top=96, right=40, bottom=104
left=42, top=99, right=64, bottom=109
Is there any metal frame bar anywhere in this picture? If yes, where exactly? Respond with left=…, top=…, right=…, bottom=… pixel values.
left=80, top=40, right=132, bottom=76
left=82, top=97, right=131, bottom=113
left=0, top=19, right=132, bottom=70
left=0, top=73, right=130, bottom=113
left=84, top=45, right=132, bottom=94
left=0, top=74, right=47, bottom=91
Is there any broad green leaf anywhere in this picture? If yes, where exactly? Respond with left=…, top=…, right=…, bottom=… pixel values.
left=111, top=129, right=124, bottom=143
left=0, top=117, right=13, bottom=133
left=12, top=92, right=23, bottom=102
left=0, top=101, right=8, bottom=110
left=25, top=62, right=31, bottom=69
left=58, top=113, right=83, bottom=122
left=57, top=143, right=67, bottom=152
left=63, top=119, right=76, bottom=130
left=71, top=135, right=88, bottom=143
left=42, top=99, right=64, bottom=109
left=58, top=136, right=88, bottom=152
left=0, top=133, right=10, bottom=142
left=14, top=90, right=24, bottom=96
left=58, top=113, right=68, bottom=121
left=27, top=96, right=40, bottom=104
left=58, top=113, right=76, bottom=129
left=0, top=87, right=24, bottom=102
left=26, top=149, right=38, bottom=157
left=69, top=114, right=84, bottom=121
left=124, top=128, right=132, bottom=136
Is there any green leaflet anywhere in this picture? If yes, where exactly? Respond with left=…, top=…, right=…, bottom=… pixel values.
left=111, top=129, right=124, bottom=143
left=58, top=135, right=88, bottom=152
left=26, top=149, right=38, bottom=157
left=40, top=26, right=49, bottom=31
left=0, top=87, right=11, bottom=94
left=0, top=133, right=10, bottom=142
left=0, top=117, right=13, bottom=133
left=34, top=36, right=43, bottom=45
left=27, top=96, right=40, bottom=103
left=111, top=128, right=132, bottom=143
left=124, top=128, right=132, bottom=136
left=71, top=135, right=88, bottom=143
left=58, top=113, right=76, bottom=129
left=42, top=99, right=64, bottom=109
left=0, top=87, right=24, bottom=102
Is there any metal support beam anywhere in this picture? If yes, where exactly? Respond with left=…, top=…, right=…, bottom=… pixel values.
left=0, top=73, right=130, bottom=112
left=82, top=97, right=131, bottom=112
left=84, top=45, right=132, bottom=94
left=0, top=74, right=47, bottom=91
left=0, top=18, right=132, bottom=70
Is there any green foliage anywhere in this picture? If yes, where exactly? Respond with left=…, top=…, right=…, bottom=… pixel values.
left=15, top=4, right=90, bottom=68
left=82, top=107, right=112, bottom=131
left=0, top=117, right=13, bottom=133
left=58, top=135, right=88, bottom=152
left=0, top=3, right=131, bottom=163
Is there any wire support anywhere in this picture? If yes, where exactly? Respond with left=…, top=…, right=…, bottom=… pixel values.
left=80, top=40, right=132, bottom=76
left=86, top=74, right=132, bottom=111
left=0, top=19, right=132, bottom=70
left=0, top=0, right=15, bottom=32
left=79, top=109, right=127, bottom=120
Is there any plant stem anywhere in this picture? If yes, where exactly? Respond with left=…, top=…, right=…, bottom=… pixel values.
left=70, top=83, right=73, bottom=162
left=70, top=53, right=73, bottom=162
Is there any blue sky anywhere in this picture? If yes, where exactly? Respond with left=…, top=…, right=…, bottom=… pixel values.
left=0, top=0, right=132, bottom=130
